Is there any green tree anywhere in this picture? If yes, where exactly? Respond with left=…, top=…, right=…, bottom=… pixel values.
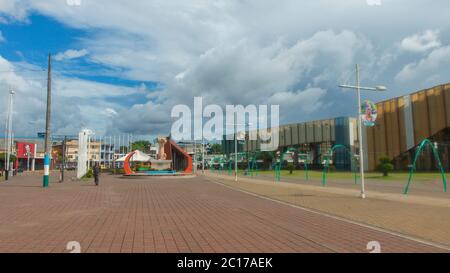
left=83, top=169, right=94, bottom=179
left=209, top=144, right=223, bottom=154
left=377, top=156, right=394, bottom=177
left=131, top=140, right=152, bottom=153
left=256, top=151, right=275, bottom=170
left=0, top=153, right=17, bottom=164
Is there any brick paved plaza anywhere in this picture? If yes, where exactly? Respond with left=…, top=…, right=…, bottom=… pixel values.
left=0, top=173, right=447, bottom=253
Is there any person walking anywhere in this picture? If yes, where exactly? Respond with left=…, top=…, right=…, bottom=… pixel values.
left=93, top=162, right=100, bottom=186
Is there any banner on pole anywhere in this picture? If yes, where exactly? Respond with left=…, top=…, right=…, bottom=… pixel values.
left=361, top=100, right=377, bottom=127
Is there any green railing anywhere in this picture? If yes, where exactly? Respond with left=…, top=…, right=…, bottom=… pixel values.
left=404, top=139, right=447, bottom=194
left=322, top=144, right=358, bottom=186
left=275, top=148, right=309, bottom=182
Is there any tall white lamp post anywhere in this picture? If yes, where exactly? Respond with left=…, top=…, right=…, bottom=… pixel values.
left=339, top=64, right=387, bottom=199
left=226, top=119, right=252, bottom=182
left=5, top=89, right=15, bottom=181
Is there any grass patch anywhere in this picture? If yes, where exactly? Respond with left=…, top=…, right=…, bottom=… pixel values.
left=223, top=169, right=448, bottom=182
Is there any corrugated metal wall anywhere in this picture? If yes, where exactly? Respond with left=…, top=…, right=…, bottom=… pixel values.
left=365, top=84, right=450, bottom=171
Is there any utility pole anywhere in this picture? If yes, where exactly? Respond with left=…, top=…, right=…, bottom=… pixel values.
left=43, top=54, right=52, bottom=188
left=87, top=134, right=92, bottom=169
left=234, top=115, right=238, bottom=182
left=113, top=135, right=117, bottom=174
left=130, top=134, right=133, bottom=152
left=109, top=136, right=112, bottom=169
left=127, top=134, right=130, bottom=154
left=118, top=135, right=121, bottom=158
left=202, top=138, right=205, bottom=174
left=5, top=88, right=15, bottom=181
left=193, top=140, right=197, bottom=174
left=60, top=136, right=67, bottom=182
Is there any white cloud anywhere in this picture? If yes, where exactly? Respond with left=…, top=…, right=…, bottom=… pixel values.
left=396, top=45, right=450, bottom=85
left=111, top=29, right=373, bottom=133
left=0, top=31, right=5, bottom=42
left=2, top=0, right=450, bottom=136
left=268, top=88, right=327, bottom=115
left=400, top=30, right=441, bottom=53
left=0, top=55, right=144, bottom=136
left=0, top=0, right=29, bottom=22
left=104, top=108, right=118, bottom=117
left=54, top=49, right=89, bottom=61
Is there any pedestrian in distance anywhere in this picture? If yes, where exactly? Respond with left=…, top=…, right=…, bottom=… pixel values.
left=93, top=162, right=100, bottom=186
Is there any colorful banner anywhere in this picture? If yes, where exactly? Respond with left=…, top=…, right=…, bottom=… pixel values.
left=361, top=100, right=377, bottom=127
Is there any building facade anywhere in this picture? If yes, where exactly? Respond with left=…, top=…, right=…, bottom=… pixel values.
left=363, top=83, right=450, bottom=171
left=0, top=138, right=45, bottom=171
left=223, top=117, right=359, bottom=170
left=53, top=139, right=114, bottom=169
left=224, top=83, right=450, bottom=172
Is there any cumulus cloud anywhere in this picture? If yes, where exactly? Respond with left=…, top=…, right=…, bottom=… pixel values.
left=2, top=0, right=450, bottom=137
left=54, top=49, right=89, bottom=61
left=0, top=0, right=29, bottom=22
left=396, top=45, right=450, bottom=86
left=104, top=108, right=118, bottom=118
left=400, top=30, right=441, bottom=53
left=0, top=55, right=145, bottom=137
left=109, top=30, right=374, bottom=134
left=268, top=88, right=328, bottom=117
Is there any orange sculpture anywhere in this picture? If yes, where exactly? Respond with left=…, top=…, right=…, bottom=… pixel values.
left=169, top=139, right=193, bottom=174
left=124, top=151, right=136, bottom=175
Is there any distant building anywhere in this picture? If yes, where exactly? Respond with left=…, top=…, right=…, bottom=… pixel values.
left=223, top=83, right=450, bottom=172
left=363, top=83, right=450, bottom=171
left=51, top=138, right=115, bottom=169
left=223, top=117, right=358, bottom=171
left=0, top=138, right=45, bottom=171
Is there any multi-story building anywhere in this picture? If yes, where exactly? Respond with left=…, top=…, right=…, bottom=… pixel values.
left=54, top=139, right=114, bottom=169
left=223, top=117, right=359, bottom=171
left=223, top=83, right=450, bottom=172
left=363, top=83, right=450, bottom=171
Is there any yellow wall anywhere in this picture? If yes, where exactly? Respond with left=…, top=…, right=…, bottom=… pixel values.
left=366, top=84, right=450, bottom=170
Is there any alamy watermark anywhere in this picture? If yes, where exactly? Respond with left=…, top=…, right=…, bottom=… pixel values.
left=66, top=241, right=81, bottom=253
left=367, top=241, right=381, bottom=253
left=171, top=97, right=280, bottom=151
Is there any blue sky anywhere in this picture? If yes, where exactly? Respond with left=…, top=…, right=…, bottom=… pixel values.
left=1, top=0, right=450, bottom=139
left=0, top=14, right=158, bottom=89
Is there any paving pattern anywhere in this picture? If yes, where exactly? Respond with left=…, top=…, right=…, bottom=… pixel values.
left=0, top=173, right=446, bottom=253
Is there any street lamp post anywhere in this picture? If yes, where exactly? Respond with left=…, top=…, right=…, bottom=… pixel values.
left=5, top=89, right=15, bottom=181
left=226, top=118, right=252, bottom=182
left=235, top=120, right=238, bottom=182
left=339, top=64, right=387, bottom=199
left=193, top=140, right=197, bottom=174
left=202, top=139, right=205, bottom=174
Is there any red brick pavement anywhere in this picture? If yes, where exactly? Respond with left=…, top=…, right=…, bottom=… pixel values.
left=0, top=173, right=446, bottom=253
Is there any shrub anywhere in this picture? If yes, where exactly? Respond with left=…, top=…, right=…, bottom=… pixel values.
left=377, top=156, right=394, bottom=177
left=327, top=165, right=337, bottom=173
left=286, top=163, right=295, bottom=175
left=83, top=169, right=93, bottom=179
